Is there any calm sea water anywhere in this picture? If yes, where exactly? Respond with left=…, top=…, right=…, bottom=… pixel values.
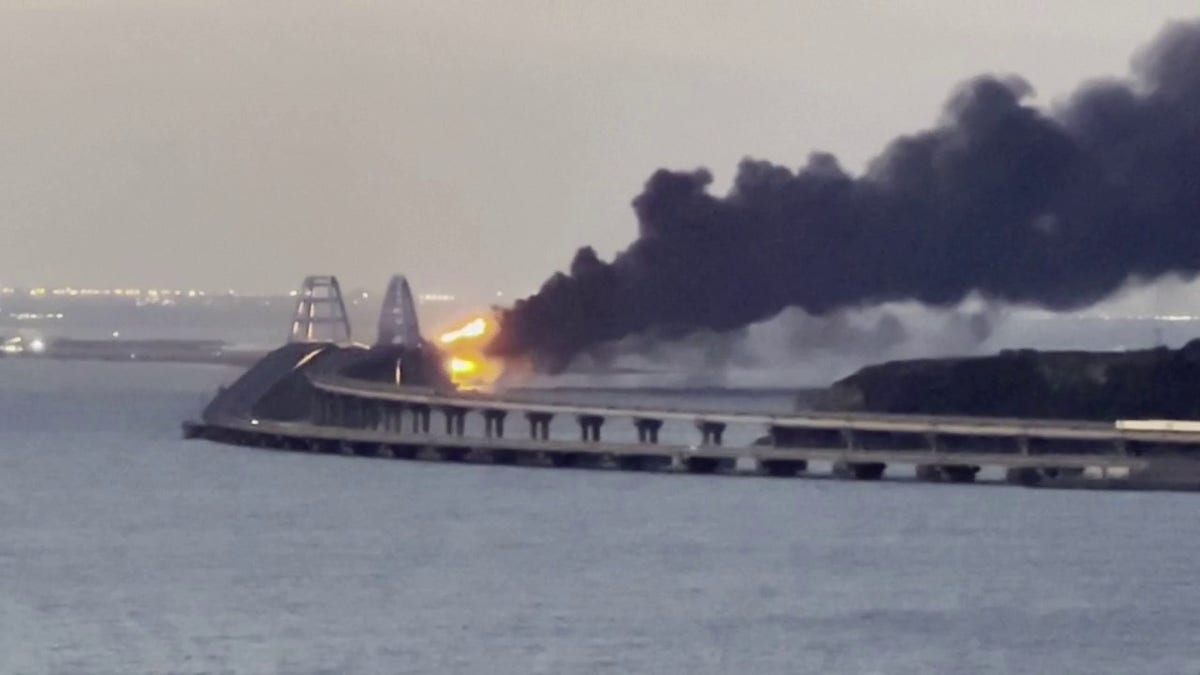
left=2, top=360, right=1200, bottom=674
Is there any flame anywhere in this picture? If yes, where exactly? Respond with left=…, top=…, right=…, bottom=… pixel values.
left=439, top=317, right=488, bottom=344
left=447, top=356, right=479, bottom=375
left=437, top=314, right=500, bottom=389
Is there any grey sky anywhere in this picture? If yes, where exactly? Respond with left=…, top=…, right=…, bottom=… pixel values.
left=1, top=0, right=1196, bottom=301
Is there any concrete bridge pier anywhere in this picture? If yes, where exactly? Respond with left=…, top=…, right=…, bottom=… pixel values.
left=310, top=393, right=328, bottom=426
left=546, top=451, right=576, bottom=467
left=376, top=398, right=400, bottom=429
left=634, top=418, right=663, bottom=443
left=409, top=404, right=431, bottom=434
left=697, top=421, right=726, bottom=446
left=916, top=464, right=981, bottom=483
left=489, top=449, right=520, bottom=465
left=682, top=456, right=736, bottom=474
left=323, top=395, right=344, bottom=427
left=442, top=407, right=467, bottom=436
left=371, top=403, right=387, bottom=432
left=614, top=453, right=673, bottom=472
left=381, top=403, right=404, bottom=433
left=545, top=451, right=592, bottom=468
left=483, top=409, right=508, bottom=438
left=429, top=445, right=469, bottom=462
left=833, top=461, right=887, bottom=480
left=340, top=396, right=362, bottom=429
left=759, top=459, right=808, bottom=477
left=1006, top=467, right=1040, bottom=485
left=388, top=443, right=417, bottom=460
left=578, top=415, right=604, bottom=442
left=1005, top=466, right=1084, bottom=486
left=527, top=412, right=553, bottom=440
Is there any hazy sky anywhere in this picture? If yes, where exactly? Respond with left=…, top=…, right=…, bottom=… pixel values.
left=1, top=0, right=1197, bottom=301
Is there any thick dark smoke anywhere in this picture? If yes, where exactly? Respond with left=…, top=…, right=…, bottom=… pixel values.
left=490, top=21, right=1200, bottom=372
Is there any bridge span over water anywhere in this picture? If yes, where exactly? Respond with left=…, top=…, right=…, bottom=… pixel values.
left=185, top=274, right=1200, bottom=491
left=191, top=367, right=1200, bottom=490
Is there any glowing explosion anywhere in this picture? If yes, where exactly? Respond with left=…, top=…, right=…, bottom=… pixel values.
left=437, top=315, right=500, bottom=388
left=439, top=317, right=488, bottom=344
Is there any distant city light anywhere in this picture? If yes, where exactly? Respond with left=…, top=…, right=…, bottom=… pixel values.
left=8, top=312, right=64, bottom=320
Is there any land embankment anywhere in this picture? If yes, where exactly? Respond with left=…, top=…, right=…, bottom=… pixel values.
left=819, top=340, right=1200, bottom=421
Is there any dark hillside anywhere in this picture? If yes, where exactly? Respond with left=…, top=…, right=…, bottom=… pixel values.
left=821, top=340, right=1200, bottom=420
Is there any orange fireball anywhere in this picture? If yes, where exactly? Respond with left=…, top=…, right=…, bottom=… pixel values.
left=437, top=315, right=501, bottom=389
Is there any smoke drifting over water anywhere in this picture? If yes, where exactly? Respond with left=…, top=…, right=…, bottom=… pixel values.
left=568, top=304, right=997, bottom=387
left=491, top=21, right=1200, bottom=372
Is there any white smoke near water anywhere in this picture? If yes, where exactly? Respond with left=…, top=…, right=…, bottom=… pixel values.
left=557, top=298, right=1003, bottom=388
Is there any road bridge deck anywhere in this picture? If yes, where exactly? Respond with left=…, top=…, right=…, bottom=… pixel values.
left=310, top=375, right=1200, bottom=446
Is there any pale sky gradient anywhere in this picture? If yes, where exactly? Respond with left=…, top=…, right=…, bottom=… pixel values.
left=1, top=0, right=1197, bottom=301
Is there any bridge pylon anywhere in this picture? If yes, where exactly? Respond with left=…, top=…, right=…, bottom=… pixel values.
left=288, top=275, right=352, bottom=344
left=376, top=275, right=422, bottom=347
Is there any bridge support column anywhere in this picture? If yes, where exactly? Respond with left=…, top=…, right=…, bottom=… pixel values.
left=634, top=418, right=662, bottom=443
left=578, top=415, right=604, bottom=442
left=682, top=456, right=735, bottom=474
left=389, top=444, right=416, bottom=460
left=833, top=461, right=886, bottom=480
left=615, top=453, right=673, bottom=472
left=358, top=398, right=372, bottom=429
left=442, top=407, right=466, bottom=436
left=489, top=449, right=518, bottom=465
left=368, top=400, right=384, bottom=431
left=432, top=446, right=469, bottom=462
left=526, top=412, right=553, bottom=440
left=916, top=464, right=980, bottom=483
left=410, top=405, right=431, bottom=434
left=326, top=395, right=341, bottom=427
left=759, top=459, right=807, bottom=476
left=546, top=451, right=589, bottom=468
left=839, top=429, right=857, bottom=450
left=483, top=410, right=507, bottom=438
left=697, top=421, right=726, bottom=446
left=1007, top=467, right=1038, bottom=485
left=387, top=403, right=405, bottom=433
left=309, top=392, right=323, bottom=425
left=326, top=395, right=342, bottom=427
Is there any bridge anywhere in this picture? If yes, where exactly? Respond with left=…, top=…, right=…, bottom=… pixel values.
left=185, top=274, right=1200, bottom=491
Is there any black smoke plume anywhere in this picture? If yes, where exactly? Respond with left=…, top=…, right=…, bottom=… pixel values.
left=490, top=21, right=1200, bottom=372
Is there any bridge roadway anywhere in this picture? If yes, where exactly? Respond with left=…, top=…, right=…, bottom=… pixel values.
left=310, top=375, right=1200, bottom=446
left=199, top=415, right=1149, bottom=476
left=180, top=373, right=1200, bottom=487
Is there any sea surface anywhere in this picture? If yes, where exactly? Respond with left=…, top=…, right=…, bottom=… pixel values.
left=3, top=360, right=1200, bottom=674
